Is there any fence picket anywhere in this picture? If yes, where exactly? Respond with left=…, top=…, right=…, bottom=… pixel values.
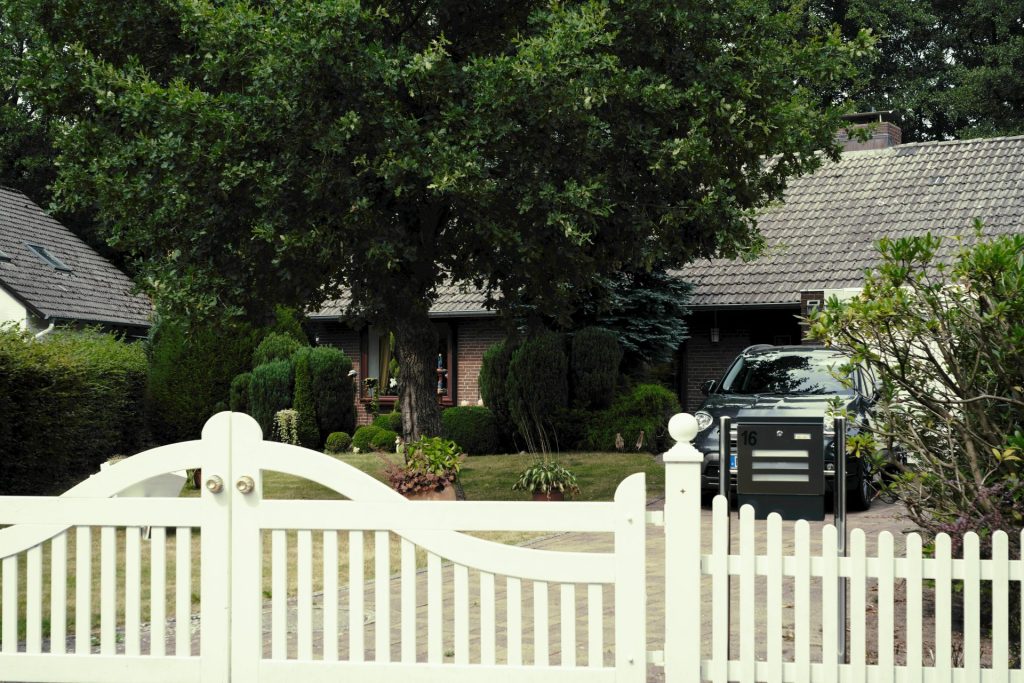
left=100, top=525, right=115, bottom=655
left=794, top=520, right=810, bottom=683
left=2, top=554, right=15, bottom=653
left=271, top=529, right=287, bottom=660
left=151, top=527, right=166, bottom=657
left=27, top=544, right=42, bottom=653
left=534, top=581, right=549, bottom=666
left=75, top=526, right=91, bottom=654
left=905, top=533, right=923, bottom=682
left=850, top=529, right=866, bottom=683
left=374, top=531, right=389, bottom=663
left=739, top=505, right=755, bottom=683
left=125, top=526, right=142, bottom=656
left=711, top=495, right=729, bottom=683
left=427, top=552, right=442, bottom=664
left=963, top=532, right=980, bottom=674
left=324, top=531, right=339, bottom=661
left=992, top=531, right=1008, bottom=680
left=507, top=577, right=523, bottom=665
left=454, top=563, right=469, bottom=664
left=480, top=571, right=496, bottom=665
left=349, top=531, right=364, bottom=663
left=767, top=513, right=782, bottom=683
left=587, top=583, right=602, bottom=668
left=561, top=583, right=576, bottom=667
left=934, top=533, right=952, bottom=679
left=175, top=526, right=192, bottom=657
left=400, top=538, right=416, bottom=663
left=822, top=524, right=839, bottom=683
left=877, top=531, right=894, bottom=683
left=50, top=531, right=67, bottom=655
left=297, top=529, right=313, bottom=660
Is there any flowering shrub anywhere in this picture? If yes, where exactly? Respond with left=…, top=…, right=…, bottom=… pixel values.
left=273, top=409, right=300, bottom=445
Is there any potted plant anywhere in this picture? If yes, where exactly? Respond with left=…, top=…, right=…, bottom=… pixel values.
left=381, top=436, right=464, bottom=501
left=512, top=459, right=581, bottom=501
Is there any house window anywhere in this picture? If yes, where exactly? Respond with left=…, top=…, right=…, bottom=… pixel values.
left=26, top=244, right=72, bottom=272
left=363, top=323, right=455, bottom=404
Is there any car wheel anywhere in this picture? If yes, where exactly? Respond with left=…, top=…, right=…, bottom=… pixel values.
left=847, top=459, right=873, bottom=512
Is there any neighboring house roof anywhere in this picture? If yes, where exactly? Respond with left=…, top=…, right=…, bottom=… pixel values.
left=312, top=280, right=493, bottom=320
left=0, top=187, right=151, bottom=328
left=677, top=135, right=1024, bottom=307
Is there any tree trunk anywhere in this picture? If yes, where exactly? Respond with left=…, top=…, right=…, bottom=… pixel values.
left=394, top=308, right=442, bottom=443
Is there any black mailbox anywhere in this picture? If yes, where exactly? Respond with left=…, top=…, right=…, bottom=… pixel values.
left=736, top=418, right=825, bottom=520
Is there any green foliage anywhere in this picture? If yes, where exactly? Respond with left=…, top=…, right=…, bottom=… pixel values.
left=0, top=327, right=147, bottom=494
left=507, top=332, right=569, bottom=454
left=253, top=332, right=303, bottom=368
left=324, top=431, right=351, bottom=454
left=8, top=0, right=873, bottom=442
left=229, top=372, right=251, bottom=413
left=270, top=305, right=308, bottom=343
left=570, top=327, right=621, bottom=410
left=249, top=360, right=293, bottom=437
left=146, top=316, right=260, bottom=443
left=292, top=350, right=320, bottom=448
left=512, top=459, right=581, bottom=499
left=272, top=409, right=299, bottom=445
left=479, top=340, right=517, bottom=444
left=372, top=412, right=403, bottom=433
left=382, top=436, right=464, bottom=496
left=352, top=424, right=398, bottom=453
left=586, top=383, right=681, bottom=454
left=306, top=345, right=355, bottom=440
left=572, top=269, right=691, bottom=370
left=441, top=406, right=502, bottom=455
left=810, top=227, right=1024, bottom=556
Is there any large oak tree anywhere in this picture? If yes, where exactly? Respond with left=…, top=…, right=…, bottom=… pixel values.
left=7, top=0, right=871, bottom=439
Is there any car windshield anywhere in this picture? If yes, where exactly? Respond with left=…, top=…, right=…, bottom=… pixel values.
left=719, top=353, right=854, bottom=395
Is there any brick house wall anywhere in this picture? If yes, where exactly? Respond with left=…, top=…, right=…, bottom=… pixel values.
left=680, top=307, right=802, bottom=412
left=310, top=316, right=506, bottom=427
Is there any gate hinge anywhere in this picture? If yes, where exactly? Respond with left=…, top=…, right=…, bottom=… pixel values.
left=645, top=511, right=665, bottom=527
left=647, top=650, right=665, bottom=666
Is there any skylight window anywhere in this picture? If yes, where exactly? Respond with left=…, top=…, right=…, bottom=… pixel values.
left=26, top=244, right=72, bottom=272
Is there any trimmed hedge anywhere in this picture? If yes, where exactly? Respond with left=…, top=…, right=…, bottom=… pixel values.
left=229, top=372, right=252, bottom=413
left=249, top=360, right=293, bottom=437
left=585, top=383, right=680, bottom=454
left=478, top=340, right=516, bottom=441
left=441, top=406, right=501, bottom=455
left=325, top=431, right=351, bottom=454
left=0, top=327, right=147, bottom=495
left=372, top=411, right=402, bottom=433
left=307, top=346, right=355, bottom=441
left=147, top=317, right=260, bottom=443
left=253, top=332, right=303, bottom=367
left=352, top=424, right=398, bottom=452
left=506, top=332, right=568, bottom=452
left=292, top=350, right=320, bottom=448
left=571, top=327, right=621, bottom=410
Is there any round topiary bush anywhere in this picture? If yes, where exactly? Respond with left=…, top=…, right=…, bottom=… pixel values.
left=325, top=431, right=351, bottom=454
left=441, top=406, right=501, bottom=455
left=253, top=332, right=303, bottom=367
left=351, top=425, right=381, bottom=452
left=585, top=383, right=681, bottom=453
left=371, top=427, right=399, bottom=452
left=372, top=411, right=402, bottom=433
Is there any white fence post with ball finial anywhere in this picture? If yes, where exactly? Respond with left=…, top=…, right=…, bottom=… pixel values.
left=663, top=412, right=704, bottom=683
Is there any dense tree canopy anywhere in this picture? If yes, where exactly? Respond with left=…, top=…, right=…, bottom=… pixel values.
left=5, top=0, right=872, bottom=438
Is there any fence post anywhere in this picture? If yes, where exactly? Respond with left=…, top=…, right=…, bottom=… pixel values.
left=663, top=413, right=705, bottom=683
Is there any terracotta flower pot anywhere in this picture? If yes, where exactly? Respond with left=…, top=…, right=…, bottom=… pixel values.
left=532, top=490, right=565, bottom=502
left=405, top=484, right=457, bottom=501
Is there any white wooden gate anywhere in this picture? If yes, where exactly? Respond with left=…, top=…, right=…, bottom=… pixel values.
left=0, top=412, right=647, bottom=683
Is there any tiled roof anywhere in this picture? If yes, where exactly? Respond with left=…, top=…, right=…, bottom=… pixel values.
left=313, top=280, right=493, bottom=319
left=676, top=135, right=1024, bottom=306
left=0, top=187, right=151, bottom=327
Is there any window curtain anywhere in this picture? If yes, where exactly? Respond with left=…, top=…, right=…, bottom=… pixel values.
left=379, top=332, right=393, bottom=394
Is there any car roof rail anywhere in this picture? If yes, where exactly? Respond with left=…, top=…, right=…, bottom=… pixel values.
left=742, top=344, right=777, bottom=354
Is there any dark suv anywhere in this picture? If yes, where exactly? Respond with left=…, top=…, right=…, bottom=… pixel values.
left=694, top=345, right=877, bottom=510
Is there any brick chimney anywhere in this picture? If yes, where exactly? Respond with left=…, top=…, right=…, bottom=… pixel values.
left=836, top=111, right=902, bottom=151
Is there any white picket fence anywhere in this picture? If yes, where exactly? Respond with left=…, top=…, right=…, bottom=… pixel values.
left=0, top=411, right=1020, bottom=682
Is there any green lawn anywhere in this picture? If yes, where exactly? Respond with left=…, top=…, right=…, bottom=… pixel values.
left=261, top=450, right=666, bottom=502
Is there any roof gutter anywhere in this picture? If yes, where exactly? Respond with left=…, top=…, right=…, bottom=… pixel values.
left=688, top=302, right=800, bottom=311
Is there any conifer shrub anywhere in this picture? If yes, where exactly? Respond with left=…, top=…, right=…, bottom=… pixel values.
left=249, top=360, right=294, bottom=437
left=570, top=326, right=621, bottom=410
left=352, top=424, right=398, bottom=452
left=506, top=332, right=568, bottom=453
left=252, top=332, right=303, bottom=367
left=372, top=411, right=402, bottom=433
left=307, top=346, right=355, bottom=440
left=325, top=431, right=351, bottom=454
left=479, top=339, right=516, bottom=441
left=441, top=406, right=501, bottom=455
left=229, top=372, right=252, bottom=412
left=292, top=350, right=320, bottom=448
